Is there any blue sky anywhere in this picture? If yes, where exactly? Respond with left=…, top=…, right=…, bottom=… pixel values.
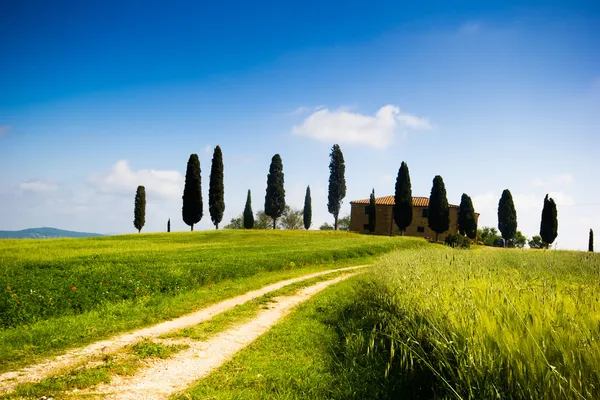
left=1, top=1, right=599, bottom=249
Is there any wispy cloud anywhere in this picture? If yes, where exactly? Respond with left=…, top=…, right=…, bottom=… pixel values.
left=288, top=105, right=325, bottom=116
left=532, top=173, right=573, bottom=187
left=460, top=21, right=481, bottom=35
left=0, top=125, right=10, bottom=136
left=89, top=160, right=184, bottom=200
left=292, top=105, right=431, bottom=150
left=19, top=180, right=58, bottom=193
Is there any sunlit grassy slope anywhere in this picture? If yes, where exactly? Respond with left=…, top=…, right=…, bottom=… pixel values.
left=0, top=230, right=426, bottom=370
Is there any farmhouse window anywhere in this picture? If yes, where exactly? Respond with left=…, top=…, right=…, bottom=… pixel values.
left=422, top=208, right=429, bottom=218
left=417, top=226, right=425, bottom=233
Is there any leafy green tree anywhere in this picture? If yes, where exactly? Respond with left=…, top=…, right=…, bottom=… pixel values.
left=208, top=145, right=225, bottom=229
left=368, top=189, right=376, bottom=233
left=394, top=161, right=412, bottom=234
left=337, top=214, right=351, bottom=231
left=498, top=189, right=517, bottom=241
left=133, top=185, right=146, bottom=233
left=182, top=154, right=203, bottom=231
left=224, top=214, right=243, bottom=229
left=589, top=229, right=594, bottom=252
left=428, top=175, right=449, bottom=241
left=507, top=230, right=527, bottom=248
left=540, top=194, right=558, bottom=249
left=328, top=144, right=346, bottom=230
left=254, top=210, right=272, bottom=229
left=319, top=222, right=334, bottom=230
left=167, top=218, right=170, bottom=233
left=458, top=193, right=477, bottom=239
left=264, top=154, right=286, bottom=229
left=243, top=190, right=254, bottom=229
left=280, top=206, right=303, bottom=230
left=529, top=235, right=544, bottom=249
left=303, top=186, right=312, bottom=230
left=477, top=226, right=501, bottom=246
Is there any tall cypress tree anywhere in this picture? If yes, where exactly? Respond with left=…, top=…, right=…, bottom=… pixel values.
left=368, top=189, right=376, bottom=233
left=589, top=229, right=594, bottom=252
left=540, top=194, right=558, bottom=249
left=428, top=175, right=449, bottom=241
left=328, top=144, right=346, bottom=230
left=498, top=189, right=517, bottom=242
left=393, top=161, right=412, bottom=235
left=133, top=185, right=146, bottom=233
left=458, top=193, right=477, bottom=239
left=167, top=218, right=170, bottom=233
left=264, top=154, right=285, bottom=229
left=209, top=145, right=225, bottom=229
left=243, top=189, right=254, bottom=229
left=303, top=186, right=312, bottom=230
left=182, top=153, right=203, bottom=231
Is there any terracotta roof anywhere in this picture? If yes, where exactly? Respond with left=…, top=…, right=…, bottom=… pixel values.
left=350, top=196, right=460, bottom=209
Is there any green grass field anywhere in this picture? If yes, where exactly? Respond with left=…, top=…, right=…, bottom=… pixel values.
left=179, top=246, right=600, bottom=399
left=0, top=230, right=426, bottom=371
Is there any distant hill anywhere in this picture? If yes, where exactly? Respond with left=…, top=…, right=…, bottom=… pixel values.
left=0, top=227, right=104, bottom=239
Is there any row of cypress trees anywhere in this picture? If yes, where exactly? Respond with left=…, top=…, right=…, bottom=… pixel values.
left=134, top=144, right=347, bottom=233
left=367, top=162, right=558, bottom=246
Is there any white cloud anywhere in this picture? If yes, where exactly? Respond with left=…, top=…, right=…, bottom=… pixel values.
left=533, top=173, right=573, bottom=187
left=547, top=191, right=575, bottom=206
left=460, top=21, right=481, bottom=34
left=203, top=145, right=213, bottom=155
left=292, top=105, right=431, bottom=150
left=19, top=180, right=58, bottom=193
left=89, top=160, right=184, bottom=200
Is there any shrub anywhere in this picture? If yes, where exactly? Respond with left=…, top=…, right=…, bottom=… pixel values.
left=444, top=233, right=471, bottom=248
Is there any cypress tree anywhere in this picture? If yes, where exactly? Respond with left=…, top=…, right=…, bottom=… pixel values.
left=393, top=161, right=412, bottom=235
left=208, top=145, right=225, bottom=229
left=458, top=193, right=477, bottom=239
left=243, top=189, right=254, bottom=229
left=498, top=189, right=517, bottom=241
left=368, top=189, right=376, bottom=233
left=428, top=175, right=449, bottom=241
left=303, top=186, right=312, bottom=230
left=167, top=218, right=170, bottom=233
left=540, top=194, right=558, bottom=249
left=589, top=229, right=594, bottom=252
left=182, top=154, right=203, bottom=231
left=328, top=144, right=346, bottom=230
left=133, top=185, right=146, bottom=233
left=264, top=154, right=285, bottom=229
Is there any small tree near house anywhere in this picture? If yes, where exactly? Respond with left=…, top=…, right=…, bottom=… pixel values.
left=167, top=218, right=170, bottom=233
left=328, top=144, right=346, bottom=230
left=428, top=175, right=449, bottom=241
left=394, top=161, right=412, bottom=235
left=458, top=193, right=477, bottom=239
left=368, top=189, right=376, bottom=233
left=590, top=229, right=594, bottom=252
